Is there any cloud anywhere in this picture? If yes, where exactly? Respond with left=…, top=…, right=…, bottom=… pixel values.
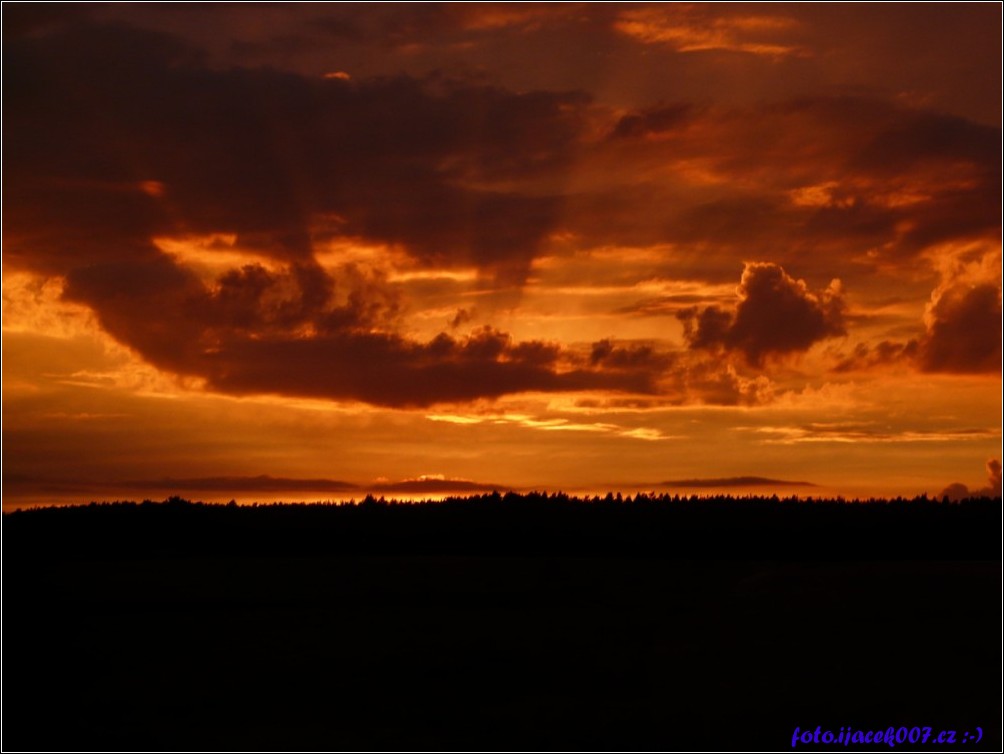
left=833, top=246, right=1000, bottom=376
left=676, top=360, right=774, bottom=406
left=62, top=257, right=539, bottom=406
left=614, top=6, right=802, bottom=57
left=4, top=20, right=641, bottom=408
left=610, top=103, right=694, bottom=139
left=153, top=320, right=663, bottom=408
left=748, top=424, right=999, bottom=445
left=57, top=249, right=765, bottom=407
left=426, top=411, right=680, bottom=441
left=990, top=459, right=1003, bottom=496
left=832, top=340, right=919, bottom=373
left=4, top=20, right=591, bottom=280
left=586, top=338, right=774, bottom=407
left=448, top=307, right=475, bottom=329
left=369, top=476, right=509, bottom=494
left=939, top=459, right=1003, bottom=500
left=678, top=262, right=846, bottom=365
left=589, top=339, right=675, bottom=371
left=918, top=277, right=1002, bottom=375
left=5, top=14, right=999, bottom=412
left=580, top=96, right=1000, bottom=279
left=939, top=482, right=972, bottom=502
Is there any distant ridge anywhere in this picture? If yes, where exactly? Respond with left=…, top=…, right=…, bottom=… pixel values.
left=121, top=475, right=507, bottom=494
left=661, top=476, right=817, bottom=488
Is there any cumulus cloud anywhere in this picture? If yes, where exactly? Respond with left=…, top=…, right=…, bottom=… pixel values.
left=677, top=360, right=774, bottom=406
left=919, top=255, right=999, bottom=375
left=988, top=460, right=1003, bottom=496
left=585, top=339, right=775, bottom=406
left=57, top=247, right=765, bottom=407
left=833, top=247, right=1000, bottom=376
left=3, top=20, right=623, bottom=407
left=939, top=459, right=1003, bottom=500
left=678, top=262, right=846, bottom=365
left=3, top=13, right=997, bottom=410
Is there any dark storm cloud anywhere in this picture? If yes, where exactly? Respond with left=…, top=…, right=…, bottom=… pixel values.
left=197, top=328, right=666, bottom=408
left=678, top=263, right=846, bottom=366
left=58, top=248, right=659, bottom=407
left=4, top=19, right=588, bottom=276
left=7, top=18, right=998, bottom=277
left=592, top=95, right=1000, bottom=276
left=62, top=253, right=670, bottom=405
left=3, top=18, right=628, bottom=406
left=850, top=107, right=1002, bottom=257
left=918, top=282, right=1002, bottom=374
left=610, top=103, right=694, bottom=139
left=854, top=108, right=1000, bottom=176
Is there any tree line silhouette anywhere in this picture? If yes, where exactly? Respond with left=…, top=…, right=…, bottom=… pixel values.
left=4, top=491, right=999, bottom=751
left=6, top=491, right=998, bottom=561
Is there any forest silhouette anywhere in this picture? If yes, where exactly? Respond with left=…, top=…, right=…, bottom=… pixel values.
left=3, top=493, right=999, bottom=750
left=5, top=491, right=998, bottom=560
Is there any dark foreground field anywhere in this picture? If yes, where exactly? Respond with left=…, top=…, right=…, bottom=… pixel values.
left=3, top=494, right=1001, bottom=751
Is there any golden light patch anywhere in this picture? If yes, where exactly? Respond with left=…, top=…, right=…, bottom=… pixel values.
left=2, top=269, right=200, bottom=399
left=138, top=180, right=166, bottom=198
left=153, top=234, right=281, bottom=282
left=313, top=237, right=405, bottom=269
left=2, top=270, right=94, bottom=338
left=386, top=269, right=480, bottom=283
left=615, top=7, right=801, bottom=57
left=789, top=182, right=847, bottom=208
left=426, top=411, right=676, bottom=441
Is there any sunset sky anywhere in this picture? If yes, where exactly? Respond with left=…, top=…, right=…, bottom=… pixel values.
left=3, top=3, right=1001, bottom=506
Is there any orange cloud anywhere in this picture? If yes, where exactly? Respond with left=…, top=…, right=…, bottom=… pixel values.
left=940, top=458, right=1003, bottom=500
left=614, top=6, right=802, bottom=57
left=678, top=263, right=846, bottom=366
left=918, top=250, right=1002, bottom=374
